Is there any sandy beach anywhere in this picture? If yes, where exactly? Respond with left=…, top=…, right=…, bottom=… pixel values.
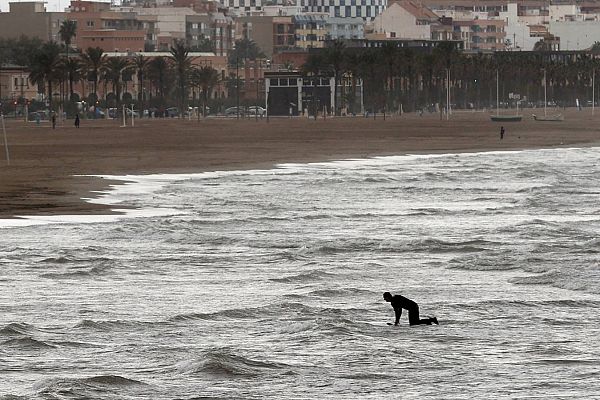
left=1, top=108, right=599, bottom=218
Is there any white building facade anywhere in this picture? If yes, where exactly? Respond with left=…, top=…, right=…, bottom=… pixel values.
left=372, top=1, right=435, bottom=39
left=326, top=16, right=365, bottom=39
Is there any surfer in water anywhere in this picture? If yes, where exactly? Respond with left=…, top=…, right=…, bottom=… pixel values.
left=383, top=292, right=438, bottom=326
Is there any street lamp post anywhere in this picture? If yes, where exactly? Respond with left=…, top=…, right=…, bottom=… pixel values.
left=236, top=55, right=240, bottom=120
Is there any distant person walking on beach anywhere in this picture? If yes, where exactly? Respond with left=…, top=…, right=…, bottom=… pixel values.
left=500, top=126, right=505, bottom=140
left=51, top=113, right=56, bottom=129
left=74, top=114, right=80, bottom=128
left=383, top=292, right=438, bottom=326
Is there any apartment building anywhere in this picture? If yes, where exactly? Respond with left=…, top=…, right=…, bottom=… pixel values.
left=371, top=0, right=438, bottom=40
left=300, top=0, right=386, bottom=21
left=0, top=2, right=66, bottom=42
left=69, top=1, right=154, bottom=52
left=451, top=18, right=506, bottom=50
left=273, top=16, right=296, bottom=53
left=218, top=0, right=263, bottom=15
left=186, top=14, right=213, bottom=49
left=237, top=16, right=278, bottom=56
left=0, top=64, right=37, bottom=103
left=325, top=17, right=365, bottom=40
left=294, top=14, right=328, bottom=48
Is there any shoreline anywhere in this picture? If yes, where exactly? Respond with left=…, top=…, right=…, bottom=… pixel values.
left=1, top=109, right=599, bottom=219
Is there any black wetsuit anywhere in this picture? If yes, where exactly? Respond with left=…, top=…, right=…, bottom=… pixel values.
left=390, top=295, right=432, bottom=326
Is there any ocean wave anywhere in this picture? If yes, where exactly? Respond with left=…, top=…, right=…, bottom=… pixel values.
left=278, top=321, right=315, bottom=334
left=169, top=302, right=317, bottom=322
left=40, top=256, right=112, bottom=264
left=269, top=270, right=337, bottom=283
left=456, top=299, right=600, bottom=309
left=74, top=319, right=156, bottom=331
left=286, top=238, right=493, bottom=257
left=176, top=347, right=292, bottom=377
left=83, top=375, right=146, bottom=385
left=509, top=270, right=562, bottom=285
left=169, top=302, right=368, bottom=323
left=34, top=375, right=147, bottom=397
left=0, top=323, right=34, bottom=336
left=40, top=265, right=110, bottom=279
left=447, top=252, right=518, bottom=271
left=306, top=288, right=374, bottom=298
left=2, top=337, right=55, bottom=349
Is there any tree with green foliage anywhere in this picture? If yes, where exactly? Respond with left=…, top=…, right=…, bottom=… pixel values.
left=59, top=19, right=78, bottom=105
left=301, top=52, right=327, bottom=119
left=196, top=65, right=219, bottom=117
left=147, top=56, right=170, bottom=107
left=61, top=57, right=83, bottom=100
left=28, top=42, right=61, bottom=110
left=170, top=39, right=193, bottom=113
left=102, top=56, right=131, bottom=109
left=323, top=39, right=346, bottom=115
left=81, top=47, right=106, bottom=102
left=228, top=39, right=265, bottom=66
left=132, top=54, right=150, bottom=116
left=59, top=20, right=77, bottom=54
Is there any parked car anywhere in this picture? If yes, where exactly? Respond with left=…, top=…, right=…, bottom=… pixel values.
left=225, top=106, right=245, bottom=116
left=94, top=107, right=106, bottom=118
left=165, top=107, right=179, bottom=117
left=247, top=106, right=266, bottom=116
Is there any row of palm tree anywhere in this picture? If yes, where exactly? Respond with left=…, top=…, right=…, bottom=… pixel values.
left=26, top=36, right=220, bottom=116
left=303, top=40, right=600, bottom=115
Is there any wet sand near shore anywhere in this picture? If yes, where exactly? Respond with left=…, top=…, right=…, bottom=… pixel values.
left=1, top=108, right=598, bottom=218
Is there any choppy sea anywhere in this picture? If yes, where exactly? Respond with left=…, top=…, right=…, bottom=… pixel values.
left=1, top=147, right=599, bottom=399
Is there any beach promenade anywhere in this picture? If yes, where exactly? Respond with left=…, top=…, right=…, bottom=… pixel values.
left=1, top=109, right=598, bottom=218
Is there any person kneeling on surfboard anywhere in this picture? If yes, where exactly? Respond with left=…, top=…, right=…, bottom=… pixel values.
left=383, top=292, right=438, bottom=326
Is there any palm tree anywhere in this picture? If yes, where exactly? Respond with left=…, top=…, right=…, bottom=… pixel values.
left=28, top=42, right=61, bottom=111
left=61, top=57, right=83, bottom=101
left=81, top=47, right=106, bottom=103
left=323, top=39, right=346, bottom=115
left=196, top=65, right=219, bottom=117
left=59, top=19, right=77, bottom=105
left=302, top=53, right=326, bottom=119
left=59, top=20, right=77, bottom=54
left=148, top=56, right=170, bottom=109
left=170, top=39, right=193, bottom=114
left=102, top=56, right=131, bottom=110
left=357, top=49, right=381, bottom=117
left=132, top=54, right=150, bottom=117
left=380, top=42, right=397, bottom=111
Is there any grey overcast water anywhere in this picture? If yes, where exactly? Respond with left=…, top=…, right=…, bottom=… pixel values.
left=1, top=147, right=599, bottom=399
